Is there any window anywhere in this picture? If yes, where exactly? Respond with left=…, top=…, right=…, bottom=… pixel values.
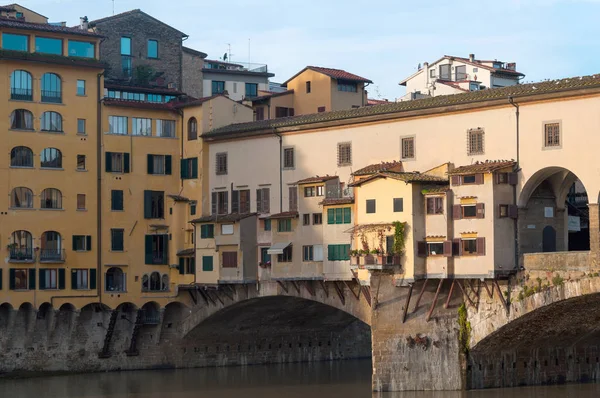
left=264, top=219, right=271, bottom=231
left=111, top=190, right=124, bottom=211
left=231, top=189, right=250, bottom=213
left=144, top=190, right=165, bottom=219
left=41, top=111, right=63, bottom=131
left=41, top=73, right=62, bottom=103
left=275, top=107, right=294, bottom=118
left=187, top=118, right=197, bottom=140
left=10, top=187, right=33, bottom=208
left=216, top=152, right=228, bottom=175
left=68, top=40, right=95, bottom=58
left=105, top=152, right=130, bottom=173
left=303, top=214, right=311, bottom=225
left=9, top=230, right=34, bottom=262
left=468, top=128, right=484, bottom=155
left=223, top=252, right=238, bottom=268
left=338, top=80, right=357, bottom=92
left=283, top=147, right=294, bottom=169
left=10, top=146, right=33, bottom=167
left=427, top=242, right=444, bottom=256
left=39, top=269, right=59, bottom=289
left=426, top=197, right=443, bottom=215
left=278, top=246, right=293, bottom=262
left=366, top=199, right=376, bottom=214
left=108, top=116, right=128, bottom=135
left=200, top=224, right=214, bottom=239
left=497, top=173, right=508, bottom=184
left=462, top=239, right=477, bottom=255
left=40, top=231, right=62, bottom=261
left=544, top=122, right=560, bottom=148
left=499, top=205, right=508, bottom=218
left=430, top=69, right=436, bottom=78
left=72, top=235, right=91, bottom=251
left=336, top=142, right=352, bottom=166
left=256, top=187, right=271, bottom=213
left=327, top=207, right=351, bottom=224
left=318, top=106, right=326, bottom=113
left=121, top=37, right=131, bottom=55
left=147, top=39, right=158, bottom=58
left=76, top=155, right=86, bottom=171
left=77, top=194, right=86, bottom=210
left=142, top=272, right=168, bottom=292
left=306, top=81, right=311, bottom=93
left=145, top=234, right=168, bottom=265
left=304, top=186, right=315, bottom=197
left=178, top=257, right=195, bottom=275
left=10, top=109, right=33, bottom=129
left=111, top=229, right=124, bottom=251
left=106, top=267, right=126, bottom=292
left=72, top=269, right=89, bottom=290
left=74, top=119, right=86, bottom=135
left=35, top=37, right=62, bottom=55
left=147, top=154, right=171, bottom=175
left=401, top=137, right=415, bottom=159
left=181, top=157, right=198, bottom=179
left=278, top=218, right=292, bottom=232
left=462, top=205, right=477, bottom=218
left=462, top=175, right=477, bottom=184
left=40, top=147, right=62, bottom=168
left=221, top=224, right=234, bottom=235
left=289, top=186, right=298, bottom=211
left=77, top=80, right=85, bottom=96
left=439, top=64, right=451, bottom=80
left=311, top=214, right=322, bottom=226
left=455, top=65, right=467, bottom=80
left=212, top=81, right=225, bottom=95
left=393, top=198, right=404, bottom=213
left=303, top=245, right=314, bottom=261
left=316, top=185, right=324, bottom=196
left=133, top=118, right=152, bottom=136
left=10, top=269, right=31, bottom=290
left=328, top=244, right=350, bottom=261
left=2, top=33, right=28, bottom=51
left=40, top=188, right=62, bottom=209
left=256, top=107, right=265, bottom=121
left=212, top=191, right=229, bottom=215
left=261, top=248, right=271, bottom=265
left=157, top=119, right=177, bottom=137
left=245, top=83, right=258, bottom=98
left=233, top=82, right=238, bottom=93
left=10, top=70, right=32, bottom=100
left=202, top=256, right=214, bottom=271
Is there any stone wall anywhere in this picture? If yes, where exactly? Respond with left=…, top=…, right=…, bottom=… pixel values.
left=182, top=49, right=204, bottom=98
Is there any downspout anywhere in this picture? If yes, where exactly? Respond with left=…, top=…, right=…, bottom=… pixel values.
left=272, top=128, right=283, bottom=212
left=508, top=96, right=520, bottom=307
left=177, top=107, right=184, bottom=188
left=97, top=70, right=105, bottom=303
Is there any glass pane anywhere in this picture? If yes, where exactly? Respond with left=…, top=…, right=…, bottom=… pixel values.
left=2, top=33, right=28, bottom=51
left=148, top=40, right=158, bottom=58
left=120, top=37, right=131, bottom=55
left=77, top=80, right=86, bottom=95
left=68, top=40, right=94, bottom=58
left=35, top=37, right=62, bottom=55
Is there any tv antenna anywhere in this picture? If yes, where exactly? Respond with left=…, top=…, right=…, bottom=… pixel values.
left=111, top=0, right=115, bottom=15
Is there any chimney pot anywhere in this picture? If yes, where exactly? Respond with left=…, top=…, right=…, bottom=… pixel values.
left=469, top=53, right=475, bottom=62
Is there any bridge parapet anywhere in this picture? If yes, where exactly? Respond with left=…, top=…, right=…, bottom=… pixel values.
left=523, top=251, right=591, bottom=272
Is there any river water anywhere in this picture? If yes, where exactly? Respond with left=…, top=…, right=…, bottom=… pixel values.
left=1, top=359, right=599, bottom=398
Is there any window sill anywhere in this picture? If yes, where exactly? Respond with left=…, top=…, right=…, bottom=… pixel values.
left=282, top=167, right=295, bottom=171
left=105, top=290, right=127, bottom=293
left=40, top=208, right=65, bottom=211
left=104, top=132, right=129, bottom=136
left=40, top=131, right=65, bottom=134
left=77, top=133, right=88, bottom=136
left=542, top=145, right=562, bottom=151
left=74, top=249, right=90, bottom=252
left=40, top=167, right=64, bottom=171
left=111, top=210, right=125, bottom=212
left=11, top=289, right=32, bottom=292
left=9, top=166, right=34, bottom=170
left=73, top=288, right=93, bottom=291
left=77, top=209, right=87, bottom=212
left=76, top=169, right=88, bottom=172
left=39, top=288, right=61, bottom=291
left=8, top=207, right=35, bottom=211
left=40, top=101, right=64, bottom=106
left=109, top=250, right=125, bottom=253
left=9, top=98, right=34, bottom=103
left=9, top=128, right=36, bottom=133
left=338, top=163, right=352, bottom=167
left=76, top=95, right=87, bottom=98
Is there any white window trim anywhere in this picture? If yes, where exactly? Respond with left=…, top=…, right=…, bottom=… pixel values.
left=542, top=120, right=562, bottom=150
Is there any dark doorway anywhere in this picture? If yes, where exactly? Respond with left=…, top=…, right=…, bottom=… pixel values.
left=542, top=226, right=556, bottom=252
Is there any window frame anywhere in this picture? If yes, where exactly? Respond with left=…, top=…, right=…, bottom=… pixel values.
left=10, top=146, right=33, bottom=168
left=132, top=117, right=152, bottom=136
left=461, top=204, right=477, bottom=218
left=278, top=245, right=293, bottom=262
left=426, top=197, right=444, bottom=215
left=393, top=198, right=404, bottom=213
left=427, top=242, right=444, bottom=257
left=77, top=193, right=86, bottom=210
left=303, top=245, right=314, bottom=261
left=110, top=229, right=124, bottom=251
left=304, top=186, right=315, bottom=197
left=216, top=152, right=228, bottom=175
left=462, top=239, right=477, bottom=256
left=303, top=214, right=311, bottom=226
left=313, top=213, right=322, bottom=225
left=337, top=142, right=352, bottom=166
left=543, top=121, right=562, bottom=149
left=211, top=80, right=225, bottom=95
left=467, top=128, right=485, bottom=155
left=400, top=135, right=415, bottom=160
left=366, top=199, right=376, bottom=214
left=147, top=39, right=158, bottom=59
left=40, top=148, right=62, bottom=169
left=277, top=218, right=292, bottom=232
left=108, top=115, right=128, bottom=135
left=2, top=32, right=29, bottom=52
left=283, top=147, right=295, bottom=169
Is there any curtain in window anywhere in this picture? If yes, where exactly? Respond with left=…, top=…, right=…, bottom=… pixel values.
left=40, top=111, right=63, bottom=131
left=40, top=188, right=62, bottom=209
left=10, top=146, right=33, bottom=167
left=11, top=187, right=33, bottom=208
left=156, top=120, right=175, bottom=137
left=40, top=147, right=62, bottom=168
left=10, top=109, right=34, bottom=129
left=153, top=155, right=165, bottom=174
left=150, top=272, right=161, bottom=291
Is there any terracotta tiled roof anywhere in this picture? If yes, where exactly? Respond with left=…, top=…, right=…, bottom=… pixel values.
left=353, top=161, right=402, bottom=176
left=251, top=89, right=294, bottom=102
left=205, top=74, right=600, bottom=140
left=190, top=213, right=257, bottom=223
left=182, top=46, right=207, bottom=58
left=103, top=98, right=177, bottom=111
left=167, top=194, right=190, bottom=202
left=0, top=49, right=105, bottom=69
left=350, top=172, right=447, bottom=187
left=437, top=80, right=469, bottom=92
left=174, top=94, right=227, bottom=109
left=283, top=66, right=372, bottom=85
left=0, top=6, right=15, bottom=11
left=320, top=197, right=355, bottom=206
left=268, top=211, right=299, bottom=219
left=90, top=9, right=187, bottom=37
left=296, top=175, right=338, bottom=185
left=421, top=186, right=450, bottom=195
left=367, top=99, right=389, bottom=105
left=177, top=248, right=195, bottom=256
left=448, top=160, right=516, bottom=175
left=0, top=16, right=101, bottom=37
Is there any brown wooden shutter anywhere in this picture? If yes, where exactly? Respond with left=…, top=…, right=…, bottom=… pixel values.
left=289, top=186, right=298, bottom=211
left=443, top=241, right=453, bottom=257
left=452, top=205, right=462, bottom=220
left=475, top=173, right=484, bottom=185
left=417, top=241, right=427, bottom=257
left=263, top=188, right=270, bottom=213
left=231, top=190, right=239, bottom=213
left=508, top=172, right=518, bottom=186
left=453, top=238, right=463, bottom=256
left=508, top=204, right=518, bottom=219
left=256, top=189, right=262, bottom=213
left=476, top=237, right=486, bottom=256
left=451, top=175, right=461, bottom=186
left=289, top=108, right=295, bottom=116
left=211, top=192, right=217, bottom=215
left=476, top=203, right=485, bottom=219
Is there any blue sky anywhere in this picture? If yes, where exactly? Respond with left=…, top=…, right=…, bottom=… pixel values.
left=17, top=0, right=600, bottom=99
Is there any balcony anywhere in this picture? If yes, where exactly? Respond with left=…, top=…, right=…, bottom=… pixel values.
left=204, top=60, right=268, bottom=74
left=41, top=90, right=62, bottom=103
left=39, top=248, right=66, bottom=263
left=10, top=88, right=32, bottom=101
left=8, top=247, right=35, bottom=263
left=350, top=254, right=401, bottom=270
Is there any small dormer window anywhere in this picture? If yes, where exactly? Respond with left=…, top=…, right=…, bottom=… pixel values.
left=462, top=175, right=476, bottom=184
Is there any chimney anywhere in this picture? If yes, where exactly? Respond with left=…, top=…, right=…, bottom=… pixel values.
left=469, top=53, right=475, bottom=62
left=79, top=16, right=89, bottom=30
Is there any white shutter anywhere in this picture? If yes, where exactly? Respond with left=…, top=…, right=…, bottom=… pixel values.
left=313, top=245, right=323, bottom=261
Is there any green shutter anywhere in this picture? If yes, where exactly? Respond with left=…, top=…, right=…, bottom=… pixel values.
left=161, top=234, right=169, bottom=264
left=147, top=154, right=154, bottom=174
left=105, top=152, right=112, bottom=172
left=190, top=257, right=196, bottom=274
left=165, top=155, right=172, bottom=175
left=86, top=235, right=92, bottom=251
left=89, top=269, right=96, bottom=290
left=39, top=270, right=46, bottom=290
left=9, top=269, right=15, bottom=290
left=144, top=190, right=152, bottom=219
left=208, top=225, right=214, bottom=238
left=180, top=159, right=188, bottom=179
left=342, top=245, right=350, bottom=261
left=191, top=157, right=198, bottom=178
left=72, top=235, right=77, bottom=251
left=58, top=269, right=65, bottom=290
left=335, top=208, right=343, bottom=224
left=202, top=256, right=213, bottom=271
left=71, top=270, right=77, bottom=289
left=123, top=153, right=130, bottom=173
left=328, top=245, right=334, bottom=261
left=145, top=235, right=153, bottom=264
left=179, top=257, right=185, bottom=275
left=327, top=209, right=335, bottom=224
left=343, top=207, right=351, bottom=224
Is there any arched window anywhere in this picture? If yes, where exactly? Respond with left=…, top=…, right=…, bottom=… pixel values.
left=149, top=272, right=161, bottom=291
left=41, top=73, right=62, bottom=103
left=11, top=187, right=33, bottom=208
left=10, top=146, right=33, bottom=167
left=40, top=111, right=63, bottom=132
left=10, top=109, right=34, bottom=130
left=40, top=188, right=62, bottom=209
left=161, top=274, right=169, bottom=291
left=40, top=148, right=62, bottom=168
left=106, top=267, right=125, bottom=292
left=41, top=230, right=62, bottom=261
left=10, top=70, right=32, bottom=101
left=141, top=274, right=149, bottom=292
left=187, top=117, right=197, bottom=141
left=9, top=230, right=33, bottom=261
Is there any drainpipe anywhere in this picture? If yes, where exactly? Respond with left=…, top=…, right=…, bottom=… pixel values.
left=272, top=128, right=283, bottom=212
left=508, top=96, right=520, bottom=306
left=97, top=71, right=105, bottom=303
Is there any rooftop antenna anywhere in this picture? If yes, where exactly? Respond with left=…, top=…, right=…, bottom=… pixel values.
left=248, top=38, right=251, bottom=64
left=112, top=0, right=115, bottom=15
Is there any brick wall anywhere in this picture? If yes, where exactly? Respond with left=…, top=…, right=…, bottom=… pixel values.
left=182, top=50, right=204, bottom=98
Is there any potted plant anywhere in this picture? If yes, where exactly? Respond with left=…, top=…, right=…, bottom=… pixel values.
left=350, top=249, right=360, bottom=264
left=371, top=248, right=386, bottom=265
left=392, top=221, right=407, bottom=265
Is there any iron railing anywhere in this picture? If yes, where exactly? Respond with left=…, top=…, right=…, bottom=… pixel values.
left=204, top=61, right=268, bottom=73
left=9, top=247, right=35, bottom=262
left=39, top=248, right=66, bottom=262
left=41, top=90, right=62, bottom=103
left=10, top=88, right=32, bottom=101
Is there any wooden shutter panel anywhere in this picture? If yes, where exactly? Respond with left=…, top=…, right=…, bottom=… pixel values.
left=327, top=209, right=335, bottom=224
left=39, top=270, right=46, bottom=290
left=508, top=172, right=518, bottom=186
left=476, top=237, right=486, bottom=256
left=343, top=207, right=351, bottom=223
left=58, top=269, right=65, bottom=290
left=178, top=257, right=185, bottom=275
left=452, top=205, right=462, bottom=220
left=328, top=245, right=334, bottom=261
left=123, top=153, right=130, bottom=173
left=417, top=241, right=427, bottom=257
left=232, top=190, right=240, bottom=213
left=86, top=235, right=92, bottom=251
left=202, top=256, right=213, bottom=271
left=211, top=192, right=217, bottom=215
left=165, top=155, right=172, bottom=175
left=145, top=235, right=153, bottom=264
left=192, top=157, right=198, bottom=178
left=105, top=152, right=112, bottom=172
left=263, top=188, right=270, bottom=213
left=71, top=270, right=77, bottom=289
left=9, top=269, right=15, bottom=290
left=72, top=235, right=77, bottom=251
left=180, top=159, right=188, bottom=179
left=451, top=175, right=460, bottom=186
left=476, top=203, right=485, bottom=219
left=475, top=173, right=484, bottom=185
left=443, top=241, right=453, bottom=257
left=144, top=190, right=152, bottom=219
left=191, top=258, right=196, bottom=274
left=0, top=270, right=2, bottom=290
left=508, top=204, right=518, bottom=219
left=147, top=154, right=154, bottom=174
left=289, top=186, right=297, bottom=211
left=335, top=208, right=343, bottom=224
left=89, top=269, right=96, bottom=289
left=256, top=189, right=262, bottom=213
left=161, top=234, right=169, bottom=264
left=453, top=238, right=462, bottom=256
left=29, top=269, right=36, bottom=290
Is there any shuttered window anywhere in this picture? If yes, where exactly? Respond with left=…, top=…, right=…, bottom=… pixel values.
left=283, top=148, right=294, bottom=169
left=288, top=186, right=298, bottom=211
left=147, top=154, right=172, bottom=175
left=111, top=190, right=124, bottom=211
left=426, top=197, right=443, bottom=214
left=222, top=252, right=238, bottom=268
left=256, top=187, right=270, bottom=213
left=200, top=224, right=214, bottom=239
left=366, top=199, right=376, bottom=214
left=327, top=208, right=351, bottom=224
left=278, top=219, right=292, bottom=232
left=277, top=246, right=293, bottom=262
left=111, top=229, right=124, bottom=251
left=232, top=189, right=250, bottom=213
left=401, top=137, right=415, bottom=159
left=337, top=142, right=352, bottom=166
left=144, top=190, right=165, bottom=219
left=202, top=256, right=214, bottom=271
left=181, top=157, right=198, bottom=179
left=216, top=152, right=228, bottom=175
left=467, top=128, right=484, bottom=155
left=327, top=244, right=350, bottom=261
left=544, top=123, right=560, bottom=147
left=499, top=204, right=518, bottom=219
left=72, top=235, right=92, bottom=251
left=144, top=234, right=169, bottom=265
left=211, top=191, right=229, bottom=215
left=105, top=152, right=130, bottom=173
left=393, top=198, right=404, bottom=212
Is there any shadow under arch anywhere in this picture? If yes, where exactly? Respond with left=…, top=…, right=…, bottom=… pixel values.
left=519, top=166, right=587, bottom=208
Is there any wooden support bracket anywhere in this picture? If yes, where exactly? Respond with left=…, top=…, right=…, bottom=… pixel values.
left=412, top=279, right=429, bottom=314
left=426, top=279, right=444, bottom=322
left=212, top=290, right=224, bottom=306
left=444, top=279, right=456, bottom=309
left=319, top=280, right=329, bottom=298
left=304, top=281, right=316, bottom=297
left=361, top=286, right=372, bottom=307
left=277, top=280, right=289, bottom=294
left=220, top=286, right=234, bottom=301
left=344, top=280, right=360, bottom=300
left=187, top=289, right=198, bottom=305
left=494, top=280, right=509, bottom=311
left=198, top=289, right=213, bottom=306
left=402, top=284, right=414, bottom=324
left=456, top=280, right=475, bottom=308
left=291, top=281, right=301, bottom=295
left=333, top=281, right=345, bottom=305
left=482, top=280, right=493, bottom=298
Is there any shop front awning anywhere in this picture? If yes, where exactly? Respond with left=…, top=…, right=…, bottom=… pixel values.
left=267, top=242, right=291, bottom=255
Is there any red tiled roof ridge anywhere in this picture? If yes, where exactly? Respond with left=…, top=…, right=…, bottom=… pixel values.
left=0, top=16, right=102, bottom=37
left=307, top=65, right=373, bottom=83
left=448, top=159, right=516, bottom=175
left=296, top=175, right=338, bottom=184
left=353, top=160, right=402, bottom=175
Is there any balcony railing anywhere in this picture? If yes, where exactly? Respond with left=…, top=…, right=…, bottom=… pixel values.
left=10, top=88, right=32, bottom=101
left=39, top=248, right=66, bottom=263
left=351, top=254, right=402, bottom=270
left=326, top=184, right=354, bottom=199
left=204, top=61, right=268, bottom=74
left=41, top=90, right=62, bottom=103
left=141, top=310, right=161, bottom=325
left=9, top=247, right=35, bottom=262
